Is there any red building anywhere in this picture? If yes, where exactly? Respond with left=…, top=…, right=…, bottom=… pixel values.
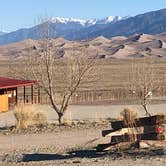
left=0, top=77, right=40, bottom=112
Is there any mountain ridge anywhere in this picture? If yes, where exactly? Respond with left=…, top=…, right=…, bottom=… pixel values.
left=0, top=8, right=166, bottom=45
left=0, top=15, right=124, bottom=45
left=0, top=31, right=6, bottom=36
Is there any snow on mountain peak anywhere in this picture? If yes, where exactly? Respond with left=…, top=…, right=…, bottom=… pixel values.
left=106, top=16, right=116, bottom=22
left=107, top=16, right=122, bottom=22
left=52, top=17, right=86, bottom=25
left=51, top=15, right=128, bottom=27
left=0, top=30, right=7, bottom=36
left=85, top=19, right=97, bottom=26
left=96, top=16, right=123, bottom=24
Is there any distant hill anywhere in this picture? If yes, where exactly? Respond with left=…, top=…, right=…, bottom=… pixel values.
left=68, top=8, right=166, bottom=40
left=0, top=16, right=124, bottom=45
left=0, top=8, right=166, bottom=45
left=1, top=33, right=166, bottom=59
left=0, top=31, right=6, bottom=36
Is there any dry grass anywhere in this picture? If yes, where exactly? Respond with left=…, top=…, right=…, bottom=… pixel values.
left=1, top=58, right=166, bottom=91
left=120, top=108, right=138, bottom=125
left=92, top=112, right=109, bottom=125
left=63, top=111, right=73, bottom=126
left=14, top=104, right=48, bottom=129
left=0, top=58, right=166, bottom=105
left=120, top=108, right=139, bottom=143
left=0, top=58, right=166, bottom=107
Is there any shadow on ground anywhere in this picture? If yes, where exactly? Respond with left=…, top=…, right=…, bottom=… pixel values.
left=22, top=149, right=103, bottom=162
left=21, top=148, right=165, bottom=162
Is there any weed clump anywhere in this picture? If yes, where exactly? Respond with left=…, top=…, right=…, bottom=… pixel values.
left=14, top=104, right=48, bottom=130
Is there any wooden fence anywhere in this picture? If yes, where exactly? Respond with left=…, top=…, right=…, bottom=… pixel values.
left=17, top=88, right=166, bottom=105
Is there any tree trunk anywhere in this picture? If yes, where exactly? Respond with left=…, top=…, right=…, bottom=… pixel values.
left=142, top=104, right=151, bottom=117
left=58, top=112, right=63, bottom=125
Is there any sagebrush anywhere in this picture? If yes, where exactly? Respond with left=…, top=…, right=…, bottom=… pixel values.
left=14, top=104, right=48, bottom=129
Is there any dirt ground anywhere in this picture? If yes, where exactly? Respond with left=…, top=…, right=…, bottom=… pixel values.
left=0, top=104, right=166, bottom=127
left=0, top=128, right=103, bottom=154
left=0, top=126, right=166, bottom=166
left=0, top=104, right=166, bottom=165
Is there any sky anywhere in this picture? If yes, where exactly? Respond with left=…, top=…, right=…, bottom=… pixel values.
left=0, top=0, right=166, bottom=32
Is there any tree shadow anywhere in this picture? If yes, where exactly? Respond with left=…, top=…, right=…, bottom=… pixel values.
left=22, top=149, right=107, bottom=162
left=21, top=148, right=165, bottom=162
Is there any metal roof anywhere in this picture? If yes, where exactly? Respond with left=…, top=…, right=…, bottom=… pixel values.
left=0, top=77, right=36, bottom=89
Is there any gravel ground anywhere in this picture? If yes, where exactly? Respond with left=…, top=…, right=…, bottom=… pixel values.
left=0, top=104, right=166, bottom=127
left=0, top=125, right=166, bottom=166
left=0, top=104, right=166, bottom=165
left=2, top=157, right=166, bottom=166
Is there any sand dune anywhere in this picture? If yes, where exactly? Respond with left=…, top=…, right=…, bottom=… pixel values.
left=0, top=33, right=166, bottom=59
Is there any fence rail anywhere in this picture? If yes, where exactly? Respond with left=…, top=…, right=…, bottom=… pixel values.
left=17, top=89, right=166, bottom=105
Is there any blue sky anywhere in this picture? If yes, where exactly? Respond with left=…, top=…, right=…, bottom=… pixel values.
left=0, top=0, right=166, bottom=32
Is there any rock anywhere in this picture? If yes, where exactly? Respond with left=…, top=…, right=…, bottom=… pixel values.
left=72, top=160, right=81, bottom=163
left=139, top=141, right=150, bottom=149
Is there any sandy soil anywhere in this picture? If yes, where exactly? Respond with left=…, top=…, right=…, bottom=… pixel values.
left=0, top=104, right=166, bottom=165
left=0, top=104, right=166, bottom=127
left=0, top=127, right=166, bottom=166
left=0, top=128, right=103, bottom=154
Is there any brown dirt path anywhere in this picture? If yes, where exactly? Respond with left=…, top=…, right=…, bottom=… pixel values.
left=0, top=128, right=103, bottom=154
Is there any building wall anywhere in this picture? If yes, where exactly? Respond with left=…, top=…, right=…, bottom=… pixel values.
left=6, top=88, right=17, bottom=107
left=0, top=94, right=8, bottom=112
left=0, top=87, right=17, bottom=111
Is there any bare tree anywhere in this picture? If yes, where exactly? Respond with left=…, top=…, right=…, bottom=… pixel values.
left=30, top=45, right=98, bottom=124
left=8, top=18, right=99, bottom=124
left=21, top=18, right=98, bottom=124
left=129, top=58, right=161, bottom=116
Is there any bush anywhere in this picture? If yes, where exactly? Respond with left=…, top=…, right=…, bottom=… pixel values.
left=33, top=112, right=48, bottom=127
left=14, top=104, right=48, bottom=130
left=120, top=108, right=138, bottom=125
left=63, top=111, right=73, bottom=126
left=120, top=108, right=138, bottom=143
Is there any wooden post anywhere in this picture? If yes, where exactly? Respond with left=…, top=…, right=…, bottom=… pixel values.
left=92, top=91, right=94, bottom=103
left=4, top=89, right=7, bottom=94
left=15, top=88, right=18, bottom=105
left=31, top=85, right=33, bottom=104
left=34, top=95, right=36, bottom=104
left=23, top=86, right=26, bottom=103
left=38, top=84, right=40, bottom=103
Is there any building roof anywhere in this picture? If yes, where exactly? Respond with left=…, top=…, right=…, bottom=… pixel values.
left=0, top=77, right=36, bottom=89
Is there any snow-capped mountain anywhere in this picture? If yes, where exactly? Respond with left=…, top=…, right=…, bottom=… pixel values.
left=51, top=16, right=124, bottom=27
left=1, top=8, right=166, bottom=45
left=0, top=15, right=125, bottom=45
left=51, top=17, right=87, bottom=25
left=95, top=16, right=122, bottom=24
left=0, top=31, right=6, bottom=36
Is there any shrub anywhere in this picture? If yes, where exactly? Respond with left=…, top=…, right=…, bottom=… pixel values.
left=63, top=111, right=73, bottom=126
left=33, top=112, right=48, bottom=127
left=14, top=104, right=48, bottom=130
left=120, top=108, right=138, bottom=143
left=120, top=108, right=138, bottom=125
